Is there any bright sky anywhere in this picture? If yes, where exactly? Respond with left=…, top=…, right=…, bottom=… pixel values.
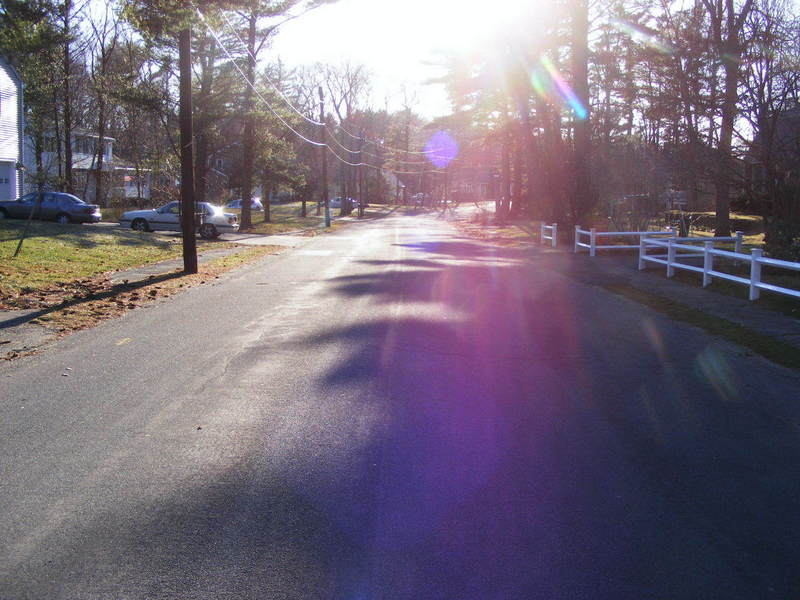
left=270, top=0, right=534, bottom=119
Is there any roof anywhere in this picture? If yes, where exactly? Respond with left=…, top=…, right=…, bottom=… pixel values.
left=72, top=155, right=142, bottom=171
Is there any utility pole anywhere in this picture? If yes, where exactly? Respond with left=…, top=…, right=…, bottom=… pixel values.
left=444, top=165, right=449, bottom=209
left=358, top=130, right=365, bottom=218
left=319, top=86, right=330, bottom=228
left=403, top=109, right=410, bottom=205
left=179, top=25, right=198, bottom=274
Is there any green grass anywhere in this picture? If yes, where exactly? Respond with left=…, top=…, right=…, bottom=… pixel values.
left=232, top=201, right=399, bottom=234
left=668, top=267, right=800, bottom=318
left=600, top=283, right=800, bottom=372
left=227, top=201, right=329, bottom=235
left=0, top=221, right=221, bottom=296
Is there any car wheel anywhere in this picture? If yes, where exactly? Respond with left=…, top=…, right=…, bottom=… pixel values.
left=131, top=218, right=150, bottom=232
left=56, top=213, right=71, bottom=224
left=199, top=223, right=218, bottom=239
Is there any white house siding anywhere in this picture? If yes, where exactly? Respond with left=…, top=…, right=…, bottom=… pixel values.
left=0, top=56, right=23, bottom=199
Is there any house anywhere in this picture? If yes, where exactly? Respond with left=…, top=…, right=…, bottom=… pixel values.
left=748, top=105, right=800, bottom=189
left=24, top=130, right=151, bottom=204
left=0, top=55, right=24, bottom=201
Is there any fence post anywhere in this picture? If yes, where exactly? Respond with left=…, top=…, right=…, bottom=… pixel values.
left=540, top=222, right=545, bottom=245
left=551, top=223, right=558, bottom=248
left=702, top=241, right=713, bottom=287
left=667, top=239, right=675, bottom=278
left=574, top=225, right=580, bottom=253
left=734, top=231, right=743, bottom=254
left=590, top=228, right=596, bottom=257
left=749, top=248, right=763, bottom=301
left=638, top=234, right=647, bottom=270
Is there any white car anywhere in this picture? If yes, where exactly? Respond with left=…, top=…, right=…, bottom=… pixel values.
left=119, top=201, right=239, bottom=239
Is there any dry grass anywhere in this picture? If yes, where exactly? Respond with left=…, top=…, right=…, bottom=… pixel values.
left=0, top=221, right=231, bottom=299
left=2, top=245, right=278, bottom=360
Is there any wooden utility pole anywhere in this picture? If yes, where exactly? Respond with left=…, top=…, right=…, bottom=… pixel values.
left=319, top=86, right=330, bottom=228
left=358, top=130, right=365, bottom=218
left=179, top=25, right=198, bottom=274
left=403, top=111, right=410, bottom=205
left=62, top=0, right=74, bottom=195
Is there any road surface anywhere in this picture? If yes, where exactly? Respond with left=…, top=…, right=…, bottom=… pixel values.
left=2, top=212, right=799, bottom=599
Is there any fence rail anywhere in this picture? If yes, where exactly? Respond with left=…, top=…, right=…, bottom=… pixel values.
left=639, top=236, right=800, bottom=301
left=574, top=226, right=676, bottom=256
left=540, top=223, right=557, bottom=248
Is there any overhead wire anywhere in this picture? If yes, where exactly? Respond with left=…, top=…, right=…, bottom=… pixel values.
left=215, top=8, right=454, bottom=161
left=197, top=6, right=447, bottom=176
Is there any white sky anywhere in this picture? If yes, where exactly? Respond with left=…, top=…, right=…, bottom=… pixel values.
left=269, top=0, right=534, bottom=119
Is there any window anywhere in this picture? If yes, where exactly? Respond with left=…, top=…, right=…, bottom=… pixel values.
left=215, top=158, right=224, bottom=169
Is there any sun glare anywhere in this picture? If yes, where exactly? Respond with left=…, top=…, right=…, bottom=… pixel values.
left=406, top=0, right=536, bottom=54
left=273, top=0, right=541, bottom=117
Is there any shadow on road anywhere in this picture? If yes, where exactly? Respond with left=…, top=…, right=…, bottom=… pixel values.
left=7, top=234, right=800, bottom=599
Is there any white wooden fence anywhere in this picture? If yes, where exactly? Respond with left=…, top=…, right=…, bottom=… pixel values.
left=574, top=226, right=676, bottom=256
left=540, top=223, right=557, bottom=248
left=639, top=236, right=800, bottom=301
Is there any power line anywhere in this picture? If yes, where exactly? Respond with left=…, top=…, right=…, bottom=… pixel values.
left=215, top=8, right=452, bottom=159
left=197, top=6, right=447, bottom=176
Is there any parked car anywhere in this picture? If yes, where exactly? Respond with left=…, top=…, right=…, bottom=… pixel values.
left=0, top=191, right=101, bottom=224
left=119, top=201, right=239, bottom=239
left=317, top=197, right=352, bottom=209
left=225, top=198, right=264, bottom=211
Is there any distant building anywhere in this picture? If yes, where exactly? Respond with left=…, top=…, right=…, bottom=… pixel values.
left=0, top=55, right=24, bottom=201
left=748, top=105, right=800, bottom=189
left=24, top=130, right=151, bottom=204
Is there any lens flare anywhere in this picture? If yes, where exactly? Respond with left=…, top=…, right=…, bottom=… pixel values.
left=539, top=55, right=588, bottom=120
left=425, top=131, right=459, bottom=168
left=610, top=19, right=674, bottom=54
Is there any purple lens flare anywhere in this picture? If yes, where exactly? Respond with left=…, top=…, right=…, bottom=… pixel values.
left=425, top=131, right=459, bottom=168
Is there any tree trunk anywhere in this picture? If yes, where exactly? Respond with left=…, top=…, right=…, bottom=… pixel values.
left=263, top=180, right=271, bottom=223
left=500, top=124, right=511, bottom=221
left=571, top=0, right=592, bottom=225
left=714, top=53, right=738, bottom=236
left=95, top=99, right=106, bottom=206
left=240, top=11, right=257, bottom=230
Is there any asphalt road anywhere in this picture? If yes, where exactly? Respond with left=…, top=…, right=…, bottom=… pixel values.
left=2, top=212, right=800, bottom=599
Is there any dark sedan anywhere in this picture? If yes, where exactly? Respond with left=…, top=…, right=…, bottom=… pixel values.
left=0, top=192, right=101, bottom=224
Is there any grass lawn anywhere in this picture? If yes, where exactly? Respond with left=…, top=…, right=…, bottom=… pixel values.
left=0, top=220, right=227, bottom=299
left=217, top=201, right=326, bottom=235
left=601, top=283, right=800, bottom=371
left=232, top=201, right=398, bottom=234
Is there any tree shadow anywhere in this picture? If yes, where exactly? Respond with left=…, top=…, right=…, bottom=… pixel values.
left=393, top=239, right=530, bottom=262
left=0, top=270, right=186, bottom=331
left=6, top=251, right=800, bottom=599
